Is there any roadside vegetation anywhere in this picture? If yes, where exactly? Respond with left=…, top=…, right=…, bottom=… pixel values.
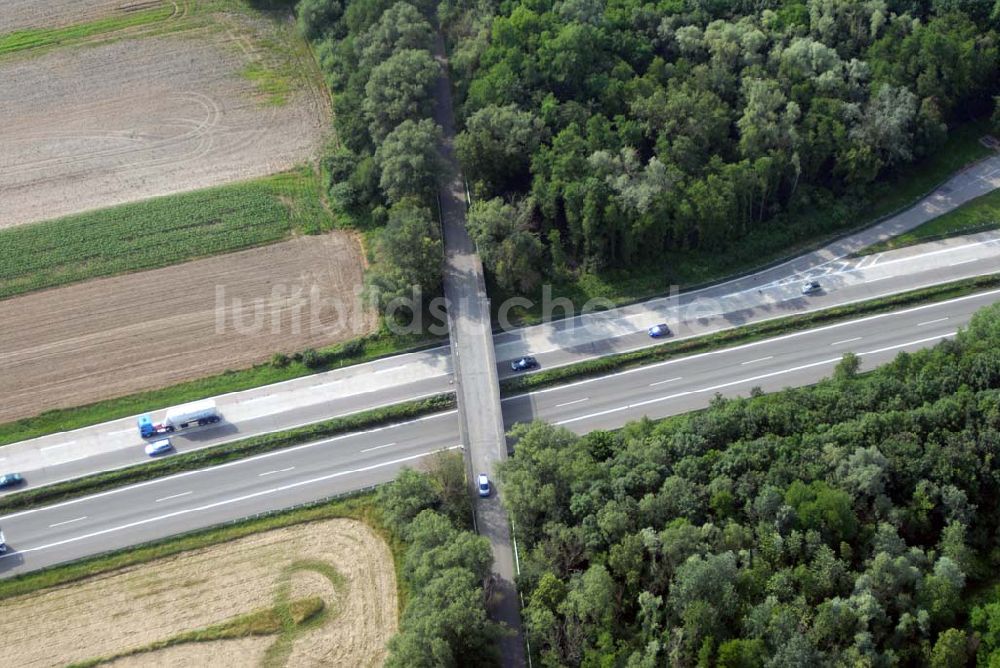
left=860, top=186, right=1000, bottom=255
left=0, top=167, right=332, bottom=300
left=501, top=301, right=1000, bottom=665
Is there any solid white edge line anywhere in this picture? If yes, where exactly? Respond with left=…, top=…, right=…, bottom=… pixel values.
left=6, top=446, right=463, bottom=557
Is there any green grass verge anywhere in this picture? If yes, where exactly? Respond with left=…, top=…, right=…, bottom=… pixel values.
left=0, top=393, right=454, bottom=515
left=0, top=326, right=443, bottom=449
left=0, top=6, right=175, bottom=55
left=500, top=120, right=994, bottom=324
left=0, top=167, right=332, bottom=300
left=858, top=188, right=1000, bottom=255
left=500, top=274, right=1000, bottom=395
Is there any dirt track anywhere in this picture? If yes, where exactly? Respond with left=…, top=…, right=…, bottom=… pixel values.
left=0, top=518, right=398, bottom=667
left=0, top=233, right=375, bottom=422
left=0, top=5, right=329, bottom=228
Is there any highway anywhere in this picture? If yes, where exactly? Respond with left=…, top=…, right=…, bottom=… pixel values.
left=5, top=229, right=1000, bottom=490
left=1, top=288, right=994, bottom=578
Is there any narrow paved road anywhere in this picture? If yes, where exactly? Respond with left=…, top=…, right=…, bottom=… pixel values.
left=431, top=30, right=525, bottom=666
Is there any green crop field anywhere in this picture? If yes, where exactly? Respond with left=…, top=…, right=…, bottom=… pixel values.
left=0, top=167, right=333, bottom=300
left=0, top=6, right=176, bottom=56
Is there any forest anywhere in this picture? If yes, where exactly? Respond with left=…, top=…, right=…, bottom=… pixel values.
left=447, top=0, right=1000, bottom=292
left=496, top=302, right=1000, bottom=665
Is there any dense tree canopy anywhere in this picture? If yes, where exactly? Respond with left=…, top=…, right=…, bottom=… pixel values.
left=500, top=303, right=1000, bottom=665
left=444, top=0, right=1000, bottom=279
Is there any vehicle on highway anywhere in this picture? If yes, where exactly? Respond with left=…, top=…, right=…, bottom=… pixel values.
left=510, top=356, right=538, bottom=372
left=478, top=473, right=491, bottom=497
left=0, top=473, right=24, bottom=490
left=648, top=323, right=671, bottom=338
left=144, top=438, right=173, bottom=457
left=802, top=281, right=822, bottom=295
left=138, top=399, right=220, bottom=438
left=0, top=528, right=8, bottom=554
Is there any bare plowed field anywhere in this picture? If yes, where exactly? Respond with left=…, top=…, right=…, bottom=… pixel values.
left=0, top=233, right=375, bottom=422
left=0, top=6, right=329, bottom=228
left=0, top=518, right=398, bottom=667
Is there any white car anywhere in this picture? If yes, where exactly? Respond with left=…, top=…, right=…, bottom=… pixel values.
left=802, top=281, right=821, bottom=295
left=144, top=438, right=173, bottom=457
left=0, top=528, right=8, bottom=554
left=477, top=473, right=491, bottom=497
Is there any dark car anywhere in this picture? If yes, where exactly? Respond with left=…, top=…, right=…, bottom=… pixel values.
left=0, top=473, right=24, bottom=490
left=510, top=356, right=538, bottom=372
left=648, top=323, right=671, bottom=338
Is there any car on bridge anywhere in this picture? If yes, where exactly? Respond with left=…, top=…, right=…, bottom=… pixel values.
left=510, top=356, right=538, bottom=372
left=478, top=473, right=491, bottom=497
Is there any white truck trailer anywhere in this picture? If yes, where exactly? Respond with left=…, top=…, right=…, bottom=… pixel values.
left=137, top=399, right=221, bottom=438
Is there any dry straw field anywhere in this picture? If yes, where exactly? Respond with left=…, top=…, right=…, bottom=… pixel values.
left=0, top=518, right=397, bottom=667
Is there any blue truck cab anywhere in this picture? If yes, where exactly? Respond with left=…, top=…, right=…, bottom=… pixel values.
left=137, top=415, right=164, bottom=438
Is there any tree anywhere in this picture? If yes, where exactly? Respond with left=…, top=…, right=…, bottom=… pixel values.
left=377, top=467, right=439, bottom=533
left=364, top=198, right=443, bottom=309
left=375, top=119, right=447, bottom=202
left=465, top=198, right=543, bottom=294
left=784, top=480, right=858, bottom=544
left=455, top=104, right=546, bottom=196
left=357, top=2, right=434, bottom=71
left=929, top=628, right=968, bottom=668
left=297, top=0, right=342, bottom=40
left=364, top=49, right=440, bottom=141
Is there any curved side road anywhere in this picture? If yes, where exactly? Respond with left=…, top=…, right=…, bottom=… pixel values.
left=0, top=288, right=994, bottom=579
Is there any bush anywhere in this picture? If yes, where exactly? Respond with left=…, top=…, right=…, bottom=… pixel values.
left=301, top=348, right=325, bottom=369
left=270, top=352, right=291, bottom=368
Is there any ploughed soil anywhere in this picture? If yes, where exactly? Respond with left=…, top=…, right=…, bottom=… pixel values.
left=0, top=233, right=376, bottom=422
left=0, top=518, right=397, bottom=667
left=0, top=2, right=329, bottom=228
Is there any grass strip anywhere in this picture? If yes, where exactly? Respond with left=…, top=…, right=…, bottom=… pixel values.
left=0, top=394, right=454, bottom=515
left=0, top=6, right=175, bottom=55
left=68, top=596, right=325, bottom=668
left=0, top=167, right=332, bottom=301
left=857, top=188, right=1000, bottom=255
left=500, top=273, right=1000, bottom=396
left=0, top=329, right=444, bottom=448
left=0, top=490, right=406, bottom=603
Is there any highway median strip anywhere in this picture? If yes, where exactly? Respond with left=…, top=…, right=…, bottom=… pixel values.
left=0, top=395, right=455, bottom=515
left=499, top=273, right=1000, bottom=396
left=2, top=274, right=998, bottom=515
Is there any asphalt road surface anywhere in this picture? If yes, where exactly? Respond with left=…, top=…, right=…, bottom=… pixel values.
left=1, top=288, right=994, bottom=580
left=5, top=233, right=999, bottom=491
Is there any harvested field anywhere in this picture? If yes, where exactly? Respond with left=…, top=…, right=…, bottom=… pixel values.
left=0, top=233, right=376, bottom=423
left=0, top=518, right=397, bottom=667
left=0, top=3, right=329, bottom=228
